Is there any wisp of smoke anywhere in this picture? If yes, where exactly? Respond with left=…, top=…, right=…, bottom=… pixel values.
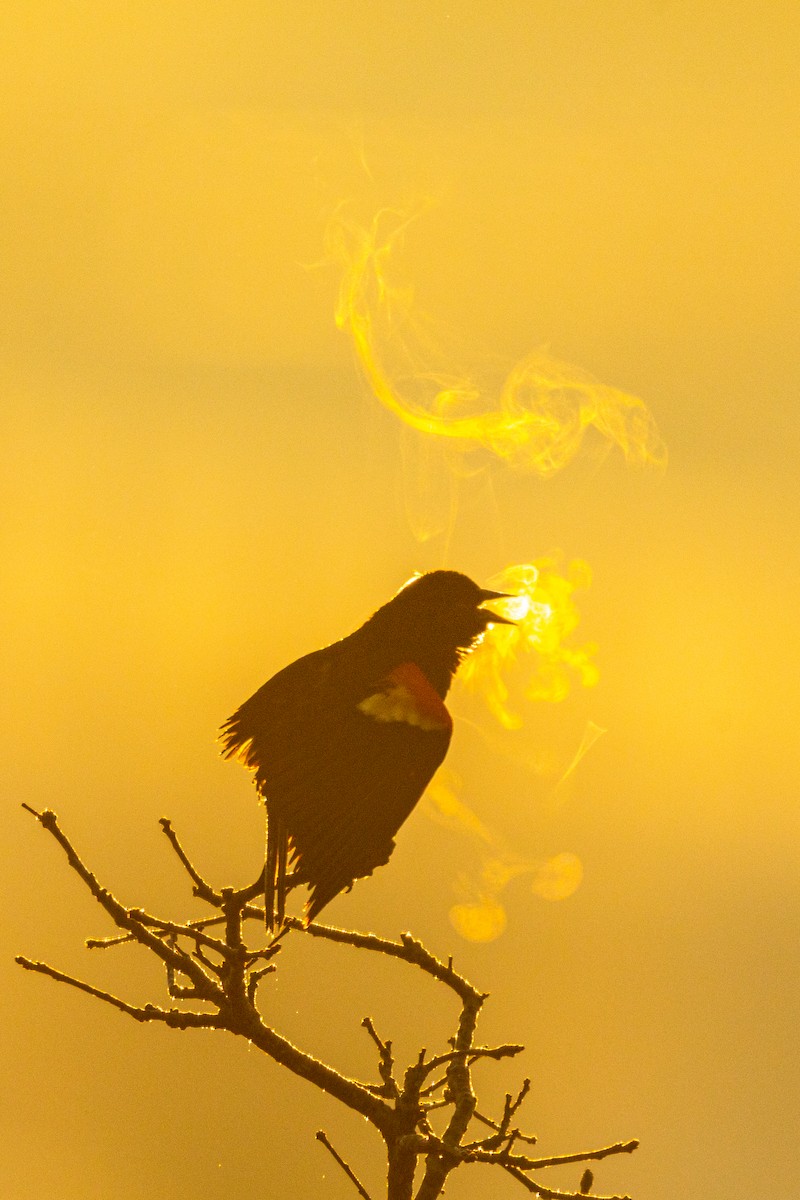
left=326, top=203, right=663, bottom=940
left=328, top=206, right=667, bottom=486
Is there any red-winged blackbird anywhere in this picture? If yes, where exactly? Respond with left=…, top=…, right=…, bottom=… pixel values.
left=220, top=570, right=513, bottom=928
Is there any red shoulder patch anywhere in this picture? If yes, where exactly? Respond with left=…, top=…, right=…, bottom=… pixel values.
left=388, top=663, right=451, bottom=728
left=357, top=662, right=453, bottom=732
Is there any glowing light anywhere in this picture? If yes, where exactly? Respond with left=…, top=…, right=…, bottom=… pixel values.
left=497, top=593, right=533, bottom=622
left=328, top=207, right=667, bottom=480
left=460, top=559, right=599, bottom=728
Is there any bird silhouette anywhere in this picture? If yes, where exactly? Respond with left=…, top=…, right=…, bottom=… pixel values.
left=220, top=570, right=513, bottom=928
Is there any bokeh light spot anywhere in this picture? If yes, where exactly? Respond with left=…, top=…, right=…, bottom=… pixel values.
left=531, top=853, right=584, bottom=901
left=449, top=898, right=507, bottom=943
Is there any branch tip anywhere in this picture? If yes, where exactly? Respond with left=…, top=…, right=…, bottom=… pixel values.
left=316, top=1129, right=373, bottom=1200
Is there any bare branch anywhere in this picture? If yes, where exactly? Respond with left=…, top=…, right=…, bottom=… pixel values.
left=468, top=1078, right=536, bottom=1150
left=86, top=913, right=228, bottom=951
left=414, top=967, right=484, bottom=1200
left=18, top=806, right=639, bottom=1199
left=159, top=818, right=267, bottom=909
left=316, top=1130, right=374, bottom=1200
left=419, top=1074, right=448, bottom=1099
left=516, top=1139, right=639, bottom=1172
left=246, top=963, right=276, bottom=1005
left=419, top=1138, right=639, bottom=1173
left=403, top=1134, right=636, bottom=1199
left=158, top=817, right=224, bottom=903
left=86, top=931, right=141, bottom=949
left=15, top=956, right=218, bottom=1029
left=286, top=919, right=484, bottom=1006
left=423, top=1043, right=524, bottom=1075
left=234, top=1014, right=396, bottom=1131
left=362, top=1017, right=399, bottom=1099
left=505, top=1078, right=531, bottom=1124
left=501, top=1164, right=633, bottom=1200
left=18, top=807, right=395, bottom=1136
left=22, top=807, right=223, bottom=1003
left=127, top=910, right=232, bottom=958
left=472, top=1107, right=538, bottom=1148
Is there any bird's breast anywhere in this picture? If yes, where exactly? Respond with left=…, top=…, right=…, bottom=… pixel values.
left=357, top=662, right=453, bottom=733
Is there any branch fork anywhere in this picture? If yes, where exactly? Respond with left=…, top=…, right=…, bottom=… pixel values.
left=17, top=804, right=638, bottom=1199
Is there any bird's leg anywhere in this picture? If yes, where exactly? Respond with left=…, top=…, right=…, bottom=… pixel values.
left=276, top=824, right=288, bottom=928
left=264, top=810, right=278, bottom=931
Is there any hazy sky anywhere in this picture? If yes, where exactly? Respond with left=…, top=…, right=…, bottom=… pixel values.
left=4, top=5, right=798, bottom=1199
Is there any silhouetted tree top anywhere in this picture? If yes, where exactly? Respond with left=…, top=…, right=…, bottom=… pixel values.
left=17, top=804, right=638, bottom=1200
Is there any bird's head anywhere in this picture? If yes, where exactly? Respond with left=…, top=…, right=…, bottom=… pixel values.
left=385, top=570, right=515, bottom=653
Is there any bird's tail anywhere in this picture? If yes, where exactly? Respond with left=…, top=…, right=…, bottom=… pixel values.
left=264, top=808, right=289, bottom=931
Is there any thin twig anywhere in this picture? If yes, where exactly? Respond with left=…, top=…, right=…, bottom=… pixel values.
left=158, top=818, right=223, bottom=903
left=423, top=1043, right=524, bottom=1076
left=86, top=913, right=227, bottom=950
left=22, top=808, right=223, bottom=1002
left=88, top=905, right=269, bottom=952
left=412, top=1134, right=639, bottom=1173
left=362, top=1016, right=399, bottom=1099
left=15, top=956, right=218, bottom=1029
left=419, top=1073, right=448, bottom=1098
left=159, top=819, right=265, bottom=908
left=501, top=1164, right=632, bottom=1200
left=471, top=1107, right=538, bottom=1147
left=127, top=910, right=231, bottom=956
left=316, top=1130, right=374, bottom=1200
left=468, top=1079, right=536, bottom=1150
left=520, top=1139, right=639, bottom=1171
left=286, top=919, right=483, bottom=1005
left=505, top=1078, right=531, bottom=1124
left=408, top=1134, right=635, bottom=1199
left=246, top=964, right=276, bottom=1005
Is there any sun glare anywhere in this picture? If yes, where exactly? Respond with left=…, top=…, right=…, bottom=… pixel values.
left=461, top=559, right=599, bottom=729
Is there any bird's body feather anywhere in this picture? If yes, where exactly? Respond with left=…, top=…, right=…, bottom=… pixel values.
left=220, top=571, right=511, bottom=926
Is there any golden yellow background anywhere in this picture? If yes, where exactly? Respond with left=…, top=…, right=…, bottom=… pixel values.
left=4, top=4, right=798, bottom=1198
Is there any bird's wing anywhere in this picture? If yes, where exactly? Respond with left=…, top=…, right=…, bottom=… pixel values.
left=220, top=651, right=452, bottom=921
left=219, top=645, right=339, bottom=787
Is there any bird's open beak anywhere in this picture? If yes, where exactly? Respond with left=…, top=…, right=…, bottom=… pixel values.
left=478, top=588, right=516, bottom=624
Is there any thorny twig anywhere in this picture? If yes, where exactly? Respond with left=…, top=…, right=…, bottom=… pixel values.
left=17, top=805, right=638, bottom=1199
